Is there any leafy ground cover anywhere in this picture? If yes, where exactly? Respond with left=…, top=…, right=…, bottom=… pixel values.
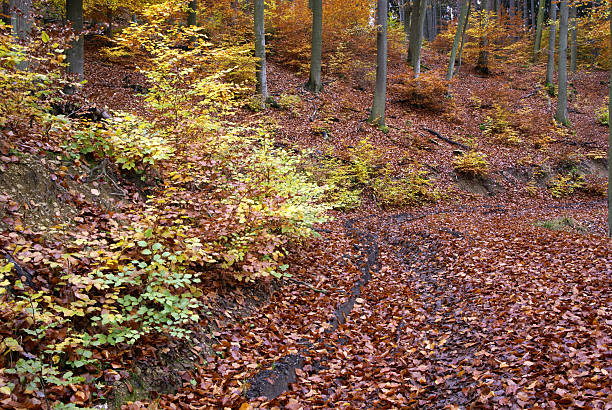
left=1, top=9, right=611, bottom=409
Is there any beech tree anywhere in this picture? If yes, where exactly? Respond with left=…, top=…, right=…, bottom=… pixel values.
left=66, top=0, right=84, bottom=81
left=555, top=0, right=569, bottom=125
left=8, top=0, right=31, bottom=42
left=254, top=0, right=268, bottom=101
left=545, top=0, right=557, bottom=86
left=447, top=0, right=469, bottom=80
left=369, top=0, right=388, bottom=126
left=533, top=0, right=545, bottom=62
left=569, top=3, right=577, bottom=72
left=408, top=0, right=428, bottom=76
left=187, top=0, right=197, bottom=26
left=306, top=0, right=323, bottom=92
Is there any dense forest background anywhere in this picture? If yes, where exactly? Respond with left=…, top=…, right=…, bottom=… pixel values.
left=0, top=0, right=611, bottom=408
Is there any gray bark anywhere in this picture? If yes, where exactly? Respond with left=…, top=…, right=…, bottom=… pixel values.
left=545, top=0, right=557, bottom=86
left=447, top=0, right=469, bottom=80
left=509, top=0, right=515, bottom=17
left=457, top=0, right=470, bottom=68
left=569, top=3, right=577, bottom=72
left=306, top=0, right=322, bottom=92
left=187, top=0, right=197, bottom=26
left=477, top=0, right=491, bottom=73
left=66, top=0, right=84, bottom=81
left=530, top=0, right=535, bottom=28
left=408, top=0, right=420, bottom=61
left=369, top=0, right=388, bottom=126
left=254, top=0, right=268, bottom=101
left=403, top=0, right=411, bottom=41
left=410, top=0, right=428, bottom=76
left=9, top=0, right=32, bottom=41
left=533, top=0, right=545, bottom=61
left=555, top=0, right=568, bottom=125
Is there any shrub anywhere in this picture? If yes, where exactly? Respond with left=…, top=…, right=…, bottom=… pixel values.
left=597, top=107, right=609, bottom=126
left=371, top=169, right=440, bottom=208
left=482, top=105, right=522, bottom=145
left=391, top=69, right=449, bottom=112
left=453, top=151, right=489, bottom=177
left=548, top=172, right=585, bottom=198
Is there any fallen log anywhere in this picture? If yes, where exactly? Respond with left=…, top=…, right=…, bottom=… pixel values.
left=422, top=127, right=471, bottom=151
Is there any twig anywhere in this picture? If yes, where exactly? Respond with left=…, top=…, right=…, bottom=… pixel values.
left=422, top=127, right=471, bottom=151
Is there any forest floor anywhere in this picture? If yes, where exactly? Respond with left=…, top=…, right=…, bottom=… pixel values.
left=2, top=37, right=611, bottom=408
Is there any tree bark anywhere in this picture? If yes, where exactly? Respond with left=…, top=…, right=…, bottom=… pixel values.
left=369, top=0, right=388, bottom=126
left=306, top=0, right=323, bottom=92
left=457, top=0, right=471, bottom=68
left=66, top=0, right=84, bottom=81
left=447, top=0, right=469, bottom=80
left=509, top=0, right=515, bottom=17
left=477, top=0, right=491, bottom=74
left=254, top=0, right=268, bottom=101
left=403, top=0, right=411, bottom=41
left=409, top=0, right=428, bottom=76
left=530, top=0, right=535, bottom=28
left=555, top=0, right=569, bottom=125
left=9, top=0, right=32, bottom=42
left=569, top=3, right=577, bottom=72
left=408, top=0, right=420, bottom=61
left=187, top=0, right=197, bottom=26
left=533, top=0, right=545, bottom=62
left=545, top=0, right=557, bottom=86
left=523, top=0, right=528, bottom=27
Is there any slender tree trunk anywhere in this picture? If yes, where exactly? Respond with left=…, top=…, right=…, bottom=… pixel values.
left=2, top=1, right=10, bottom=25
left=477, top=0, right=491, bottom=73
left=403, top=0, right=411, bottom=41
left=412, top=0, right=428, bottom=76
left=187, top=0, right=197, bottom=26
left=408, top=0, right=420, bottom=61
left=555, top=0, right=569, bottom=125
left=545, top=0, right=557, bottom=85
left=66, top=0, right=84, bottom=81
left=608, top=0, right=612, bottom=236
left=306, top=0, right=322, bottom=92
left=569, top=3, right=577, bottom=72
left=533, top=0, right=545, bottom=61
left=447, top=0, right=468, bottom=80
left=457, top=0, right=471, bottom=68
left=530, top=0, right=535, bottom=28
left=9, top=0, right=31, bottom=41
left=509, top=0, right=515, bottom=17
left=523, top=0, right=528, bottom=27
left=433, top=0, right=437, bottom=38
left=369, top=0, right=388, bottom=126
left=254, top=0, right=268, bottom=101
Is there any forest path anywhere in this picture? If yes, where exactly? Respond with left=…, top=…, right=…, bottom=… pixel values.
left=242, top=200, right=610, bottom=407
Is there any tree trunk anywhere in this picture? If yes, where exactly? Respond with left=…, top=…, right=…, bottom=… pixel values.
left=509, top=0, right=515, bottom=17
left=457, top=0, right=470, bottom=68
left=254, top=0, right=268, bottom=101
left=530, top=0, right=535, bottom=28
left=408, top=0, right=420, bottom=61
left=533, top=0, right=545, bottom=61
left=523, top=0, right=528, bottom=27
left=369, top=0, right=388, bottom=126
left=403, top=0, right=411, bottom=41
left=66, top=0, right=84, bottom=81
left=555, top=0, right=569, bottom=125
left=306, top=0, right=322, bottom=92
left=569, top=3, right=577, bottom=72
left=187, top=0, right=197, bottom=26
left=477, top=0, right=491, bottom=73
left=9, top=0, right=32, bottom=42
left=447, top=0, right=468, bottom=80
left=2, top=1, right=10, bottom=25
left=412, top=0, right=428, bottom=76
left=608, top=0, right=612, bottom=236
left=545, top=0, right=557, bottom=85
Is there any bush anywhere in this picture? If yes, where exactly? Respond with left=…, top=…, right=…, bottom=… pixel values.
left=371, top=169, right=440, bottom=208
left=453, top=151, right=489, bottom=177
left=391, top=69, right=450, bottom=112
left=597, top=106, right=609, bottom=126
left=548, top=172, right=586, bottom=198
left=482, top=105, right=522, bottom=145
